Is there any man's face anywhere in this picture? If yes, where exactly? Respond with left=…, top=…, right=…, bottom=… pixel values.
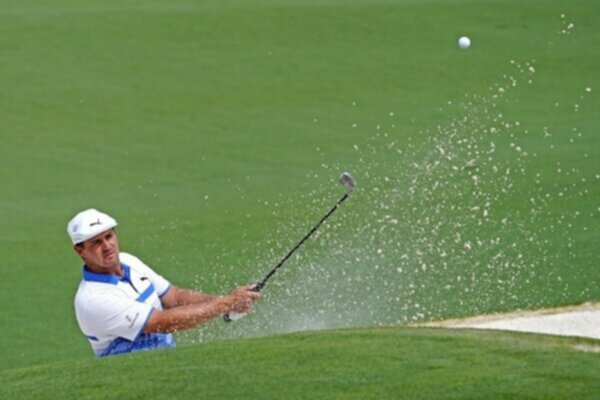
left=74, top=229, right=120, bottom=270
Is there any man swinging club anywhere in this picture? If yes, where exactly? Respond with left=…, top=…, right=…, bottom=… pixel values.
left=68, top=208, right=260, bottom=357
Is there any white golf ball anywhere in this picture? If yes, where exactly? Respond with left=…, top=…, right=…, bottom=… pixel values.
left=458, top=36, right=471, bottom=49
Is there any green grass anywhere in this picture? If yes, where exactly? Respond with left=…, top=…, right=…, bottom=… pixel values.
left=0, top=0, right=598, bottom=397
left=2, top=327, right=599, bottom=400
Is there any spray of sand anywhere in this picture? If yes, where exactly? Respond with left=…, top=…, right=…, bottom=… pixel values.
left=184, top=14, right=596, bottom=344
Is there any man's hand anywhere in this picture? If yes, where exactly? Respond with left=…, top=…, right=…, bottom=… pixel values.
left=226, top=285, right=261, bottom=314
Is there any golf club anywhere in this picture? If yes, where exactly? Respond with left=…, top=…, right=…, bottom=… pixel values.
left=224, top=172, right=356, bottom=322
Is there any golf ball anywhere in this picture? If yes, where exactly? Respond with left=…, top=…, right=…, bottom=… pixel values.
left=458, top=36, right=471, bottom=49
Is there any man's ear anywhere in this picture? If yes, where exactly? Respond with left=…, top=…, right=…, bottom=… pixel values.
left=73, top=244, right=84, bottom=256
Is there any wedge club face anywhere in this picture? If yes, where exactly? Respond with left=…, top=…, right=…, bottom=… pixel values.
left=340, top=172, right=356, bottom=194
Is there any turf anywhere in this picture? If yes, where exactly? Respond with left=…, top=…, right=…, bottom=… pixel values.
left=2, top=327, right=599, bottom=400
left=0, top=0, right=598, bottom=397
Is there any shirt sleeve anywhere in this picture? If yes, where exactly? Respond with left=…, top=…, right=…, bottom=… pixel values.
left=120, top=252, right=171, bottom=297
left=82, top=292, right=153, bottom=342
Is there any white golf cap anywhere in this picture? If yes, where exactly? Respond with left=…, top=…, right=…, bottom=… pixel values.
left=67, top=208, right=118, bottom=245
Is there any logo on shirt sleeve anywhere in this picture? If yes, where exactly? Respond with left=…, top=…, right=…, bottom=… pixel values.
left=126, top=312, right=140, bottom=328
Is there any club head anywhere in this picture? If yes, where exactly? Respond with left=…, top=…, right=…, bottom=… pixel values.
left=339, top=172, right=356, bottom=194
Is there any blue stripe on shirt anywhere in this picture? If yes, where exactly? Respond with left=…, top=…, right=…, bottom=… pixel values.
left=97, top=333, right=175, bottom=357
left=136, top=284, right=155, bottom=303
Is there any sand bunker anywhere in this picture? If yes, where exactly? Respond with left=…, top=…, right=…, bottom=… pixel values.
left=423, top=302, right=600, bottom=340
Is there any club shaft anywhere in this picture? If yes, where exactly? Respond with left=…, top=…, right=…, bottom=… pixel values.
left=255, top=192, right=349, bottom=291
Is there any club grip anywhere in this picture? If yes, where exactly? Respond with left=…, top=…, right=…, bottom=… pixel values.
left=223, top=284, right=260, bottom=323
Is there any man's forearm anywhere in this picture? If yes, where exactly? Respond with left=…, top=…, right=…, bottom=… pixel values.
left=148, top=285, right=260, bottom=334
left=175, top=288, right=220, bottom=306
left=161, top=286, right=221, bottom=309
left=145, top=296, right=232, bottom=333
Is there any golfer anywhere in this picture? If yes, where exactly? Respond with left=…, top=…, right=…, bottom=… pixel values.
left=68, top=208, right=260, bottom=357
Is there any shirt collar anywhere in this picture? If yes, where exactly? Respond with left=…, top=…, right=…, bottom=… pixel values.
left=82, top=264, right=131, bottom=285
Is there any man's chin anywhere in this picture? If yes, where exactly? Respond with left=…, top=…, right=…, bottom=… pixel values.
left=103, top=253, right=119, bottom=265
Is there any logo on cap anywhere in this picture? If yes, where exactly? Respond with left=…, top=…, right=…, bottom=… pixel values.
left=67, top=209, right=118, bottom=245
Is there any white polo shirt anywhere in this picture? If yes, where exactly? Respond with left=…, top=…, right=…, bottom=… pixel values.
left=74, top=252, right=175, bottom=357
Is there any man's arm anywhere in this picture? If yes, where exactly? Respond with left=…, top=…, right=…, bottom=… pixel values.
left=144, top=285, right=259, bottom=333
left=160, top=286, right=219, bottom=309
